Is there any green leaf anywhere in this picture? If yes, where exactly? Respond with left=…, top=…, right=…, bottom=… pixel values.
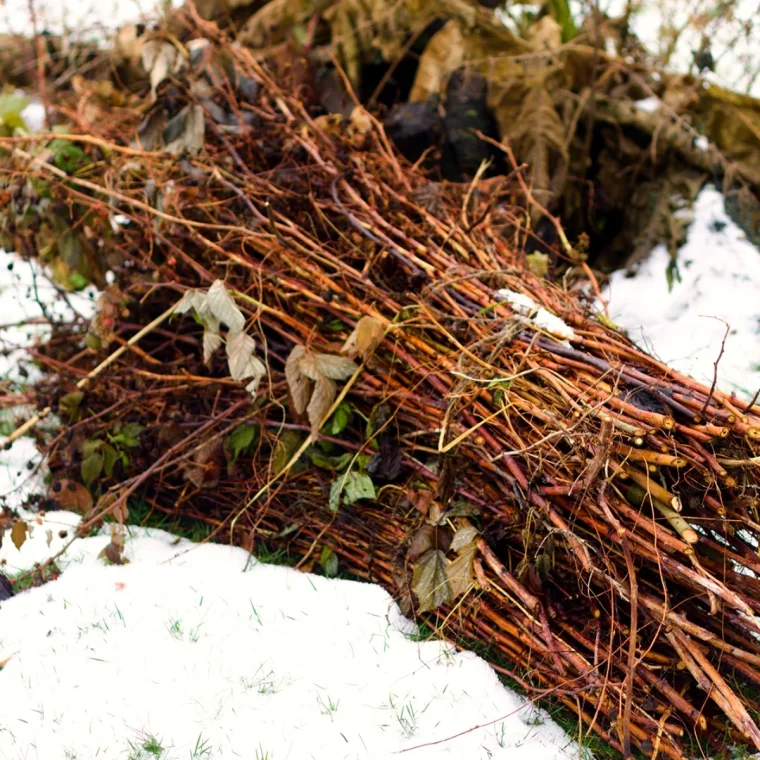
left=272, top=430, right=303, bottom=476
left=535, top=552, right=553, bottom=580
left=665, top=258, right=682, bottom=293
left=329, top=471, right=375, bottom=512
left=323, top=402, right=352, bottom=436
left=58, top=391, right=84, bottom=421
left=309, top=450, right=353, bottom=472
left=321, top=318, right=347, bottom=333
left=68, top=272, right=89, bottom=291
left=82, top=450, right=104, bottom=486
left=53, top=144, right=87, bottom=174
left=319, top=546, right=339, bottom=577
left=525, top=252, right=549, bottom=278
left=329, top=479, right=343, bottom=512
left=108, top=423, right=142, bottom=449
left=0, top=92, right=29, bottom=133
left=100, top=443, right=119, bottom=478
left=82, top=439, right=103, bottom=458
left=224, top=423, right=260, bottom=465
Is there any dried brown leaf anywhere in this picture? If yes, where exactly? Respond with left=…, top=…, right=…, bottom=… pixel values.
left=412, top=549, right=451, bottom=612
left=98, top=525, right=129, bottom=565
left=286, top=345, right=312, bottom=414
left=51, top=480, right=94, bottom=514
left=307, top=376, right=337, bottom=437
left=446, top=544, right=477, bottom=598
left=450, top=524, right=478, bottom=554
left=10, top=520, right=27, bottom=550
left=342, top=316, right=384, bottom=359
left=207, top=280, right=245, bottom=332
left=314, top=353, right=358, bottom=380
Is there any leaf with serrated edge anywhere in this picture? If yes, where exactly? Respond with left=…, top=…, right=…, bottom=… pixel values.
left=203, top=328, right=222, bottom=365
left=207, top=280, right=245, bottom=332
left=308, top=376, right=337, bottom=437
left=286, top=345, right=312, bottom=414
left=315, top=353, right=358, bottom=380
left=446, top=544, right=477, bottom=598
left=412, top=549, right=451, bottom=612
left=226, top=330, right=257, bottom=380
left=450, top=524, right=479, bottom=554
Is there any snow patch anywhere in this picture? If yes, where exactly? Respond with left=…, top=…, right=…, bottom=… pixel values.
left=495, top=289, right=575, bottom=340
left=607, top=186, right=760, bottom=398
left=0, top=521, right=582, bottom=760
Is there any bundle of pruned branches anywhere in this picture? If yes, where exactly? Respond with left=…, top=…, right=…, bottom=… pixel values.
left=4, top=13, right=760, bottom=760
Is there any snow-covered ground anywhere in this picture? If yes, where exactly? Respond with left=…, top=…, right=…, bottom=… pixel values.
left=0, top=518, right=580, bottom=760
left=606, top=186, right=760, bottom=399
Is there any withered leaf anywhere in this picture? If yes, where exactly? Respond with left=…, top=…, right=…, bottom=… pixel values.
left=182, top=439, right=223, bottom=488
left=407, top=524, right=450, bottom=563
left=341, top=316, right=385, bottom=360
left=412, top=549, right=451, bottom=612
left=285, top=345, right=312, bottom=414
left=98, top=525, right=129, bottom=565
left=286, top=345, right=358, bottom=437
left=203, top=328, right=222, bottom=365
left=207, top=280, right=245, bottom=332
left=226, top=330, right=266, bottom=388
left=366, top=437, right=402, bottom=481
left=450, top=524, right=479, bottom=554
left=308, top=376, right=337, bottom=438
left=314, top=353, right=358, bottom=380
left=446, top=544, right=477, bottom=598
left=0, top=572, right=13, bottom=602
left=10, top=520, right=27, bottom=550
left=174, top=289, right=207, bottom=315
left=52, top=480, right=94, bottom=514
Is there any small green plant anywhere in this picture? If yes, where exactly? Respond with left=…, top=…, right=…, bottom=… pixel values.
left=316, top=691, right=340, bottom=720
left=127, top=734, right=164, bottom=759
left=167, top=618, right=183, bottom=640
left=190, top=733, right=212, bottom=758
left=396, top=702, right=417, bottom=738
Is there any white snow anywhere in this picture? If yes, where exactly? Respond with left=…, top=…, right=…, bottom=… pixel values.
left=634, top=96, right=661, bottom=113
left=0, top=249, right=98, bottom=385
left=0, top=520, right=582, bottom=760
left=606, top=185, right=760, bottom=399
left=593, top=0, right=760, bottom=97
left=494, top=289, right=575, bottom=340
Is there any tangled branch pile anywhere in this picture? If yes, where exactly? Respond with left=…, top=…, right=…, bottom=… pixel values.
left=3, top=5, right=760, bottom=759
